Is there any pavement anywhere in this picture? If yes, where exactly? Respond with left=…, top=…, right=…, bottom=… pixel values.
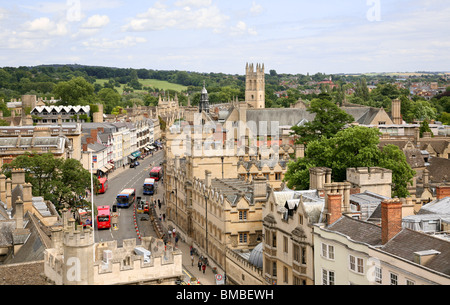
left=134, top=151, right=221, bottom=286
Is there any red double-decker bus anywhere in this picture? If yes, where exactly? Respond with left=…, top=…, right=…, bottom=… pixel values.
left=98, top=177, right=108, bottom=194
left=97, top=206, right=111, bottom=229
left=150, top=167, right=162, bottom=181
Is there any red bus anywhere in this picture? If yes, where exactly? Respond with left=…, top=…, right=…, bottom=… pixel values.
left=150, top=167, right=162, bottom=181
left=98, top=177, right=108, bottom=194
left=97, top=206, right=111, bottom=229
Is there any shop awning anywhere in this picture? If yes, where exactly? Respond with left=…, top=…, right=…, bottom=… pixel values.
left=132, top=151, right=141, bottom=158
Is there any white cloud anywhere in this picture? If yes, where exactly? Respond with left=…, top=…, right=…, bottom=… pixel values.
left=230, top=21, right=257, bottom=36
left=175, top=0, right=212, bottom=7
left=23, top=17, right=68, bottom=36
left=25, top=17, right=55, bottom=32
left=250, top=1, right=263, bottom=16
left=82, top=15, right=110, bottom=29
left=123, top=1, right=229, bottom=32
left=82, top=36, right=147, bottom=49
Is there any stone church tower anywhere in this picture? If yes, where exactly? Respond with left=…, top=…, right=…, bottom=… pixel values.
left=245, top=63, right=265, bottom=109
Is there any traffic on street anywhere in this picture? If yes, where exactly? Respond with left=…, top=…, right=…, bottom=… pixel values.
left=93, top=150, right=164, bottom=246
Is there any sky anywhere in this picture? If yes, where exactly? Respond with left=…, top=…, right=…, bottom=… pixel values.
left=0, top=0, right=449, bottom=75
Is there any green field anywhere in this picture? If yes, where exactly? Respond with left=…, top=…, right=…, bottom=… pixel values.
left=95, top=79, right=188, bottom=94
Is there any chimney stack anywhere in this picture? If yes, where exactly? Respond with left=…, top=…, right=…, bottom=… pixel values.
left=381, top=198, right=403, bottom=245
left=436, top=184, right=450, bottom=200
left=326, top=193, right=342, bottom=226
left=391, top=98, right=402, bottom=125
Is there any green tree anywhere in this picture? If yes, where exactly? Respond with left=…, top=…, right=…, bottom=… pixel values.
left=111, top=106, right=127, bottom=115
left=409, top=100, right=437, bottom=121
left=1, top=152, right=92, bottom=210
left=97, top=88, right=121, bottom=114
left=378, top=144, right=416, bottom=198
left=290, top=98, right=354, bottom=145
left=53, top=77, right=95, bottom=105
left=284, top=126, right=415, bottom=197
left=438, top=112, right=450, bottom=125
left=419, top=120, right=432, bottom=137
left=51, top=158, right=93, bottom=208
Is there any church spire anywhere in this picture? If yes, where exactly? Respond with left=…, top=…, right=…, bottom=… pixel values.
left=199, top=80, right=210, bottom=113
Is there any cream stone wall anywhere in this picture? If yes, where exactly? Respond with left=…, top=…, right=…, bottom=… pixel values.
left=262, top=190, right=316, bottom=285
left=346, top=167, right=393, bottom=198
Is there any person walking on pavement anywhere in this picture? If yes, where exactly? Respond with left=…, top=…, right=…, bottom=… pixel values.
left=198, top=260, right=202, bottom=271
left=202, top=263, right=206, bottom=274
left=191, top=255, right=194, bottom=266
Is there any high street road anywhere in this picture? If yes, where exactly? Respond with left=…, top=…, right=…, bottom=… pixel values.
left=92, top=150, right=164, bottom=246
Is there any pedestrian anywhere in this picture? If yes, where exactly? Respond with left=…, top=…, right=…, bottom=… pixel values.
left=158, top=199, right=161, bottom=209
left=202, top=263, right=206, bottom=274
left=159, top=214, right=162, bottom=222
left=172, top=228, right=176, bottom=238
left=190, top=246, right=193, bottom=256
left=198, top=260, right=202, bottom=271
left=191, top=255, right=194, bottom=266
left=163, top=213, right=166, bottom=221
left=175, top=235, right=179, bottom=247
left=168, top=230, right=172, bottom=240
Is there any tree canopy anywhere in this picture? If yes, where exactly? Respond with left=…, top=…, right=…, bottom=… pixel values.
left=53, top=76, right=96, bottom=106
left=290, top=98, right=354, bottom=145
left=284, top=126, right=415, bottom=198
left=2, top=153, right=93, bottom=210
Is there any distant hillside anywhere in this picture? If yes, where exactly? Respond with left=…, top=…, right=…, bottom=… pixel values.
left=95, top=78, right=188, bottom=94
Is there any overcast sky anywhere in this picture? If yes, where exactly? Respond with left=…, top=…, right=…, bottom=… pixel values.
left=0, top=0, right=449, bottom=75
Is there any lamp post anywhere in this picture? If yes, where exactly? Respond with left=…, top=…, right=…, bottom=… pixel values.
left=204, top=194, right=208, bottom=255
left=89, top=151, right=96, bottom=261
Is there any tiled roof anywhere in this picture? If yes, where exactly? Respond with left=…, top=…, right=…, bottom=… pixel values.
left=326, top=216, right=383, bottom=246
left=381, top=229, right=450, bottom=276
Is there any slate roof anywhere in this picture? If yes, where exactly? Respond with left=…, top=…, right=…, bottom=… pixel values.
left=419, top=196, right=450, bottom=215
left=324, top=215, right=450, bottom=277
left=326, top=216, right=383, bottom=246
left=380, top=229, right=450, bottom=276
left=241, top=105, right=385, bottom=134
left=0, top=261, right=46, bottom=285
left=426, top=157, right=450, bottom=182
left=210, top=178, right=254, bottom=206
left=350, top=191, right=391, bottom=221
left=238, top=158, right=288, bottom=171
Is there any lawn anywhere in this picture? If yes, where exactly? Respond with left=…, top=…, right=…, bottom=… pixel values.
left=95, top=79, right=188, bottom=94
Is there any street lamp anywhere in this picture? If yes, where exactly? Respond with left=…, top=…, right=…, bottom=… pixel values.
left=89, top=151, right=96, bottom=261
left=204, top=194, right=208, bottom=255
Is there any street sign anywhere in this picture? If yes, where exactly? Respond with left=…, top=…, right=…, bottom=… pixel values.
left=215, top=273, right=224, bottom=285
